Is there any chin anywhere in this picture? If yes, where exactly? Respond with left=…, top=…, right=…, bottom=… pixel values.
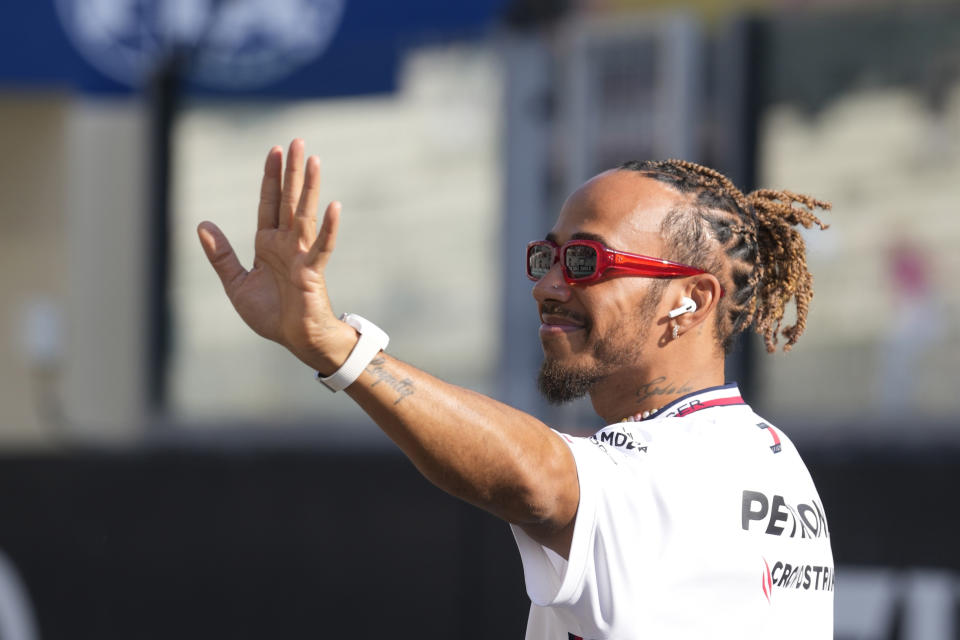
left=540, top=341, right=588, bottom=368
left=539, top=326, right=589, bottom=352
left=537, top=355, right=603, bottom=404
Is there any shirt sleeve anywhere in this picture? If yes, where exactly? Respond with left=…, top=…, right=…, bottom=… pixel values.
left=510, top=431, right=665, bottom=609
left=510, top=433, right=601, bottom=606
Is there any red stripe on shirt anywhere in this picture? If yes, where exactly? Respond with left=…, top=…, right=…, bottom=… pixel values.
left=675, top=395, right=744, bottom=417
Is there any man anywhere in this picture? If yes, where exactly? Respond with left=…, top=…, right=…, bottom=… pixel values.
left=197, top=140, right=833, bottom=638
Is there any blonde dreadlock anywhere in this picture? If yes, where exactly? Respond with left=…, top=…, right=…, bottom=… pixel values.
left=618, top=159, right=830, bottom=354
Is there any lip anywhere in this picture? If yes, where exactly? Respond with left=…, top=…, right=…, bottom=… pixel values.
left=539, top=313, right=586, bottom=336
left=539, top=323, right=583, bottom=336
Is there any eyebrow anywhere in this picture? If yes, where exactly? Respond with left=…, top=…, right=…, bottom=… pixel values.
left=544, top=231, right=611, bottom=245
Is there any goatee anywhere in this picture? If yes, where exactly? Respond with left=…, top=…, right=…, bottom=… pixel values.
left=537, top=358, right=604, bottom=404
left=537, top=328, right=637, bottom=403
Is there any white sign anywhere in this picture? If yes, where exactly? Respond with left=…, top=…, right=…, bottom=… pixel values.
left=56, top=0, right=345, bottom=89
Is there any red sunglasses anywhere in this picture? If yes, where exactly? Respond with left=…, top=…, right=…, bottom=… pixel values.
left=527, top=239, right=720, bottom=289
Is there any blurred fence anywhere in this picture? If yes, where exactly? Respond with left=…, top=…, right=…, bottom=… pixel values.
left=0, top=443, right=957, bottom=639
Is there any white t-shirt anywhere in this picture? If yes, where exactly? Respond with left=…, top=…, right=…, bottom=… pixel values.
left=511, top=384, right=833, bottom=640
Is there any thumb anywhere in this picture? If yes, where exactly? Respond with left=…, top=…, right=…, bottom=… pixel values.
left=197, top=222, right=248, bottom=296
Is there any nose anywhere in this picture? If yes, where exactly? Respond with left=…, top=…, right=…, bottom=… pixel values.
left=532, top=263, right=572, bottom=304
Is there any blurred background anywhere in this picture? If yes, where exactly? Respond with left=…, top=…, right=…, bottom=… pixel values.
left=1, top=0, right=959, bottom=637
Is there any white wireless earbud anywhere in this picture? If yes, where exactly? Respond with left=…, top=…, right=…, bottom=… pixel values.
left=668, top=296, right=697, bottom=319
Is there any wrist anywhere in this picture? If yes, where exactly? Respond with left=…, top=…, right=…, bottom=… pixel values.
left=315, top=314, right=390, bottom=392
left=308, top=321, right=360, bottom=376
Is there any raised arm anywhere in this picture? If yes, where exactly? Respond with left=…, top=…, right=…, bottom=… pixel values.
left=197, top=140, right=579, bottom=556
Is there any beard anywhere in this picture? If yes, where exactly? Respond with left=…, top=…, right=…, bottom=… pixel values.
left=537, top=282, right=665, bottom=404
left=537, top=330, right=639, bottom=404
left=537, top=358, right=602, bottom=405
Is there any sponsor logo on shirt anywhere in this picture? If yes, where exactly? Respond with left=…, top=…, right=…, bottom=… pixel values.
left=769, top=560, right=835, bottom=592
left=757, top=422, right=782, bottom=453
left=590, top=430, right=648, bottom=453
left=762, top=557, right=773, bottom=603
left=741, top=490, right=829, bottom=539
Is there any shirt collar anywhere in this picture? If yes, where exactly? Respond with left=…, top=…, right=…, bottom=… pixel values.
left=646, top=382, right=745, bottom=421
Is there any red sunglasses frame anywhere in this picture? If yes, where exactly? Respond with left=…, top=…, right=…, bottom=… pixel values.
left=527, top=239, right=722, bottom=291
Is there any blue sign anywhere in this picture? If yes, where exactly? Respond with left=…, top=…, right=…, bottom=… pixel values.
left=1, top=0, right=510, bottom=97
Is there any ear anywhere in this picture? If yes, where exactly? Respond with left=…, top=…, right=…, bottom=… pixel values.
left=671, top=274, right=723, bottom=334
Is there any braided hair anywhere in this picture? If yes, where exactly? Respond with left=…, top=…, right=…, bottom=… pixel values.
left=618, top=159, right=830, bottom=354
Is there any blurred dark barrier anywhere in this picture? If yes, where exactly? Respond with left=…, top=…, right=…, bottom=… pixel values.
left=0, top=446, right=957, bottom=639
left=805, top=444, right=960, bottom=571
left=0, top=451, right=529, bottom=639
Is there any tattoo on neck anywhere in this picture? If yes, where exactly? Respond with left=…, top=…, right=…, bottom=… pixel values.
left=636, top=376, right=694, bottom=404
left=365, top=357, right=415, bottom=405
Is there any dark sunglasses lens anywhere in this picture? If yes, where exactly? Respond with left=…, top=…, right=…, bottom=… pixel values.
left=527, top=244, right=555, bottom=279
left=564, top=245, right=597, bottom=279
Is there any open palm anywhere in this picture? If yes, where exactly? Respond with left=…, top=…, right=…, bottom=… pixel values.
left=197, top=140, right=348, bottom=371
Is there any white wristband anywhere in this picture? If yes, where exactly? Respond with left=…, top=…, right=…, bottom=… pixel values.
left=317, top=313, right=390, bottom=392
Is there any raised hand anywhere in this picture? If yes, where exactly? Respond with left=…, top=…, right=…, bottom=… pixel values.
left=197, top=139, right=356, bottom=373
left=197, top=144, right=577, bottom=555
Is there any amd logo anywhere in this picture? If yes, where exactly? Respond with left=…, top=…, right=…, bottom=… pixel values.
left=595, top=430, right=648, bottom=452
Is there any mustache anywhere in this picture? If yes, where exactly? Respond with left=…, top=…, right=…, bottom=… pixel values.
left=539, top=303, right=589, bottom=326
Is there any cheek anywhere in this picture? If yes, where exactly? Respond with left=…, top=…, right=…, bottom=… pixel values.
left=582, top=283, right=642, bottom=323
left=586, top=282, right=668, bottom=339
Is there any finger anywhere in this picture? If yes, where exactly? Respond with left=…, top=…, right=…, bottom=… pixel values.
left=197, top=222, right=248, bottom=296
left=294, top=155, right=321, bottom=241
left=279, top=138, right=305, bottom=231
left=257, top=146, right=283, bottom=230
left=307, top=201, right=341, bottom=270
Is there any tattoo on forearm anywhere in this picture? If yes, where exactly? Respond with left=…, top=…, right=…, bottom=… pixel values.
left=366, top=357, right=416, bottom=405
left=636, top=376, right=693, bottom=404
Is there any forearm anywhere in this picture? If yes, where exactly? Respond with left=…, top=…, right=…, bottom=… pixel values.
left=200, top=138, right=576, bottom=543
left=343, top=352, right=577, bottom=528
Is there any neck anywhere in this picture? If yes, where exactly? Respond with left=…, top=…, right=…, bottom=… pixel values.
left=588, top=358, right=724, bottom=425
